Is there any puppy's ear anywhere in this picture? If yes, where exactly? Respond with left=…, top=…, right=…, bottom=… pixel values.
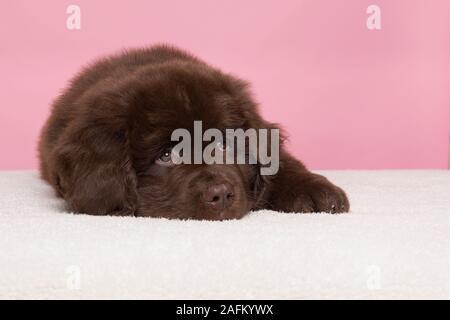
left=248, top=117, right=286, bottom=209
left=52, top=95, right=138, bottom=216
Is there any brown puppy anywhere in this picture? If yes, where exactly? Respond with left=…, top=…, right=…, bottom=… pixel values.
left=38, top=45, right=349, bottom=220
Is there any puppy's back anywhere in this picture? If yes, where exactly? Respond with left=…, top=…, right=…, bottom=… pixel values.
left=38, top=45, right=198, bottom=182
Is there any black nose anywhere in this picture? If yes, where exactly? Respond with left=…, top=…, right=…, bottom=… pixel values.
left=204, top=183, right=234, bottom=211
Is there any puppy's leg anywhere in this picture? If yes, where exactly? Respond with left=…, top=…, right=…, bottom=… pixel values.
left=265, top=152, right=349, bottom=213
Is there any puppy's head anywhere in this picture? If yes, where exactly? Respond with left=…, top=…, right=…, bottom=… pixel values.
left=124, top=61, right=271, bottom=220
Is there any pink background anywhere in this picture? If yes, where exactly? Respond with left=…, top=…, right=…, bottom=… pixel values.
left=1, top=0, right=449, bottom=170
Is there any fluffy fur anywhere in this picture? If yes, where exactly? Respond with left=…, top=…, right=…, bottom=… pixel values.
left=38, top=45, right=349, bottom=220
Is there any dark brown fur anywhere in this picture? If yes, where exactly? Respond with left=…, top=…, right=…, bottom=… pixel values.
left=38, top=45, right=349, bottom=220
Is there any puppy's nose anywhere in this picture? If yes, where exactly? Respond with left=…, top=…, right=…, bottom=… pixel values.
left=204, top=183, right=234, bottom=211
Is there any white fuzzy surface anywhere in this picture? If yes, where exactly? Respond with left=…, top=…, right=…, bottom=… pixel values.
left=0, top=170, right=448, bottom=299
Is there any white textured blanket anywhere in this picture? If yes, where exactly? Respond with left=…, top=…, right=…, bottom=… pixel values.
left=0, top=170, right=448, bottom=299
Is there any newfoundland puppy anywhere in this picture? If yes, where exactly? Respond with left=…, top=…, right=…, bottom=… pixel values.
left=39, top=45, right=349, bottom=220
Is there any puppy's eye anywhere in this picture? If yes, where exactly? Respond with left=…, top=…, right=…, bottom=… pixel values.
left=160, top=150, right=171, bottom=162
left=155, top=148, right=174, bottom=167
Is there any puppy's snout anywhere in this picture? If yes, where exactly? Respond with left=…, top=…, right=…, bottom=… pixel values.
left=203, top=183, right=234, bottom=211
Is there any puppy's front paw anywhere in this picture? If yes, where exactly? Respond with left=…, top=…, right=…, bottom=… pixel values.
left=289, top=176, right=350, bottom=214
